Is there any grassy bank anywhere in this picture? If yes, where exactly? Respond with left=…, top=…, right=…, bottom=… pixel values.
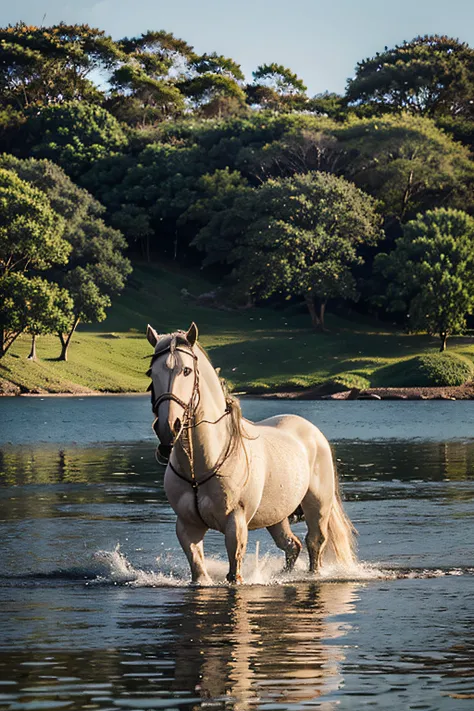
left=2, top=263, right=474, bottom=395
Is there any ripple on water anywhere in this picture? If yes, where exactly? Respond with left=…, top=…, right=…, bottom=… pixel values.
left=85, top=546, right=474, bottom=588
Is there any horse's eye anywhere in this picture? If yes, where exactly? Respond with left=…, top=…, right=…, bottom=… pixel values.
left=183, top=367, right=192, bottom=377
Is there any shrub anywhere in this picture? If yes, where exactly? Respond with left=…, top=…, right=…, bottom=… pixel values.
left=373, top=353, right=474, bottom=387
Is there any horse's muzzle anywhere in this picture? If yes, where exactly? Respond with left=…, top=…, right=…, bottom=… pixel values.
left=158, top=443, right=173, bottom=460
left=152, top=417, right=177, bottom=454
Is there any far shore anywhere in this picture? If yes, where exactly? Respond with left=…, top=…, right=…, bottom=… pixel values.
left=2, top=384, right=474, bottom=401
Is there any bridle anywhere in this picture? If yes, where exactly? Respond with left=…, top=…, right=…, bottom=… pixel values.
left=147, top=337, right=233, bottom=524
left=149, top=344, right=201, bottom=431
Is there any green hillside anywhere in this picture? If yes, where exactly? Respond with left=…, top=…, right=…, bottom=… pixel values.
left=1, top=264, right=474, bottom=395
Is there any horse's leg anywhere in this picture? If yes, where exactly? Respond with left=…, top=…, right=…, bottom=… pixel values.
left=176, top=517, right=212, bottom=585
left=225, top=508, right=248, bottom=583
left=267, top=519, right=302, bottom=571
left=301, top=494, right=332, bottom=573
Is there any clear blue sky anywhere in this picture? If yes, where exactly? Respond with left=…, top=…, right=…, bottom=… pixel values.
left=2, top=0, right=473, bottom=94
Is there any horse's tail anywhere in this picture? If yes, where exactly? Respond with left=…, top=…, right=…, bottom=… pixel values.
left=327, top=484, right=357, bottom=567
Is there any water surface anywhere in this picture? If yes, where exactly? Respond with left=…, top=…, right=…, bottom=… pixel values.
left=0, top=397, right=473, bottom=709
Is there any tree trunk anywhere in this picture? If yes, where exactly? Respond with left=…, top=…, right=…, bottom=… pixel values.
left=304, top=295, right=327, bottom=331
left=0, top=329, right=20, bottom=358
left=319, top=301, right=327, bottom=330
left=439, top=332, right=448, bottom=352
left=173, top=229, right=178, bottom=261
left=401, top=169, right=414, bottom=220
left=141, top=235, right=151, bottom=262
left=27, top=334, right=37, bottom=361
left=305, top=294, right=321, bottom=330
left=58, top=316, right=80, bottom=361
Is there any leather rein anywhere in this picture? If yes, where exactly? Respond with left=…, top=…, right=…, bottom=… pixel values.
left=148, top=341, right=233, bottom=499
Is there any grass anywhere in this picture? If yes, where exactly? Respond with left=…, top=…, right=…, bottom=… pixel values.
left=372, top=352, right=474, bottom=388
left=2, top=262, right=474, bottom=394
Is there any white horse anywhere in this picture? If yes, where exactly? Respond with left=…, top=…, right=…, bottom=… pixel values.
left=146, top=322, right=356, bottom=584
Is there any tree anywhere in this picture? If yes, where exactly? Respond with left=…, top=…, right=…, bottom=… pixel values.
left=307, top=92, right=347, bottom=120
left=178, top=168, right=248, bottom=256
left=56, top=219, right=131, bottom=361
left=0, top=156, right=132, bottom=360
left=334, top=114, right=474, bottom=221
left=107, top=30, right=193, bottom=125
left=346, top=36, right=474, bottom=118
left=375, top=209, right=474, bottom=351
left=193, top=172, right=382, bottom=328
left=21, top=102, right=128, bottom=178
left=178, top=54, right=247, bottom=118
left=82, top=142, right=210, bottom=261
left=0, top=22, right=122, bottom=111
left=248, top=63, right=308, bottom=111
left=252, top=63, right=307, bottom=95
left=0, top=273, right=73, bottom=359
left=0, top=167, right=69, bottom=278
left=236, top=123, right=341, bottom=183
left=0, top=167, right=71, bottom=356
left=107, top=67, right=185, bottom=125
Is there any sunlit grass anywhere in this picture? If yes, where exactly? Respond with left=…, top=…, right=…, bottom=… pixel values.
left=2, top=263, right=474, bottom=394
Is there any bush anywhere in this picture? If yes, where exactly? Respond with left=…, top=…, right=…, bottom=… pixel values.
left=373, top=353, right=474, bottom=387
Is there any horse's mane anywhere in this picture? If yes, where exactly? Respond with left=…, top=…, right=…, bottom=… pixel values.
left=195, top=341, right=249, bottom=449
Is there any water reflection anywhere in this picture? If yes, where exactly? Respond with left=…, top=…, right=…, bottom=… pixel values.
left=2, top=440, right=474, bottom=489
left=0, top=442, right=162, bottom=486
left=0, top=582, right=359, bottom=711
left=167, top=583, right=357, bottom=710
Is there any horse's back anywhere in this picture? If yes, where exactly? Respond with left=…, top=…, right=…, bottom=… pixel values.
left=252, top=413, right=330, bottom=459
left=242, top=414, right=332, bottom=529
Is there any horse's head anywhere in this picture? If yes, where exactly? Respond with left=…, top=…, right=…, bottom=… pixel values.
left=146, top=322, right=199, bottom=453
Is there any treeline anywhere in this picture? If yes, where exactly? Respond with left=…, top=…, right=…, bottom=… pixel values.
left=2, top=25, right=474, bottom=354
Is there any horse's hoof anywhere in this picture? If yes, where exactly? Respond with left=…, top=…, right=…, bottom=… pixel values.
left=191, top=577, right=213, bottom=587
left=226, top=573, right=243, bottom=584
left=285, top=556, right=299, bottom=572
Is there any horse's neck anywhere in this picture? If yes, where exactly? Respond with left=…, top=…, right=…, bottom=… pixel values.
left=173, top=350, right=234, bottom=474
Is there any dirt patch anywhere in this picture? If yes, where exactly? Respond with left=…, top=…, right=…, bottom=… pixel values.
left=0, top=378, right=21, bottom=396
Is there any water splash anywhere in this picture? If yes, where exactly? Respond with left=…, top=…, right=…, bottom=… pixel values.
left=89, top=545, right=474, bottom=587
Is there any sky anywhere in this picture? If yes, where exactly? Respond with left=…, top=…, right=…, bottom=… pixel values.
left=2, top=0, right=474, bottom=95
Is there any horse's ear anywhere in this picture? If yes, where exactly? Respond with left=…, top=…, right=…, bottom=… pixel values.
left=146, top=324, right=159, bottom=348
left=215, top=367, right=221, bottom=376
left=186, top=322, right=198, bottom=346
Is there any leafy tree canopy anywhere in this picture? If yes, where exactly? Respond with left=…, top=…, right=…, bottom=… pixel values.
left=0, top=273, right=73, bottom=357
left=190, top=52, right=244, bottom=81
left=21, top=101, right=128, bottom=177
left=0, top=166, right=69, bottom=275
left=346, top=35, right=474, bottom=118
left=248, top=64, right=308, bottom=111
left=334, top=114, right=474, bottom=220
left=375, top=208, right=474, bottom=350
left=0, top=155, right=131, bottom=359
left=193, top=172, right=382, bottom=328
left=252, top=63, right=307, bottom=95
left=0, top=23, right=122, bottom=110
left=108, top=30, right=194, bottom=124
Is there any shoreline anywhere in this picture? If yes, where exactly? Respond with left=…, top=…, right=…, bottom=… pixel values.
left=2, top=384, right=474, bottom=400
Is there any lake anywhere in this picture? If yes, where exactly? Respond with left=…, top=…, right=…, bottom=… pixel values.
left=0, top=396, right=473, bottom=710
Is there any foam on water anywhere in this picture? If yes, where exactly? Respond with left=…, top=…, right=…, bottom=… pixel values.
left=89, top=545, right=474, bottom=587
